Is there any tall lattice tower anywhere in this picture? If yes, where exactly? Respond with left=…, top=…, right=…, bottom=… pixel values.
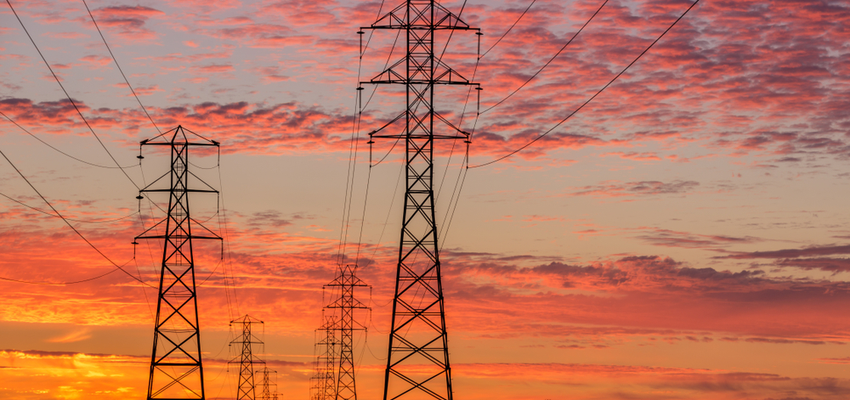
left=325, top=264, right=369, bottom=400
left=135, top=125, right=221, bottom=400
left=361, top=2, right=480, bottom=400
left=230, top=315, right=266, bottom=400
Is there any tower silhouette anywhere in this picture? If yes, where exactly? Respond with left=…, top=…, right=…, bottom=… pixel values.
left=325, top=264, right=369, bottom=400
left=313, top=314, right=338, bottom=400
left=259, top=366, right=277, bottom=400
left=230, top=315, right=265, bottom=400
left=135, top=126, right=221, bottom=400
left=360, top=2, right=480, bottom=400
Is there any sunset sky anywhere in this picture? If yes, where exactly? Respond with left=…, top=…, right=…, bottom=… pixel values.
left=2, top=0, right=850, bottom=399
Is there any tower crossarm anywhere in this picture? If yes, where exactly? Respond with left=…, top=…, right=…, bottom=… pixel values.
left=363, top=1, right=474, bottom=31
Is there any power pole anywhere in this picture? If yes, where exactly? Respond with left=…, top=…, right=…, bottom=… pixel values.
left=325, top=264, right=369, bottom=400
left=135, top=125, right=221, bottom=400
left=361, top=2, right=480, bottom=400
left=230, top=315, right=266, bottom=400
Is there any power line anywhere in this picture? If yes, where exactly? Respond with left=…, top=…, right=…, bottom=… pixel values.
left=0, top=190, right=138, bottom=223
left=0, top=110, right=138, bottom=169
left=5, top=0, right=140, bottom=191
left=0, top=149, right=154, bottom=288
left=337, top=0, right=395, bottom=265
left=481, top=0, right=537, bottom=58
left=80, top=0, right=162, bottom=134
left=470, top=0, right=700, bottom=169
left=480, top=0, right=609, bottom=115
left=0, top=258, right=132, bottom=286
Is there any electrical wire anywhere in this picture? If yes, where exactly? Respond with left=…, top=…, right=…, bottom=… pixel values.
left=470, top=0, right=700, bottom=169
left=80, top=0, right=162, bottom=134
left=439, top=153, right=470, bottom=250
left=481, top=0, right=537, bottom=58
left=0, top=190, right=138, bottom=223
left=5, top=0, right=141, bottom=191
left=480, top=0, right=609, bottom=115
left=0, top=110, right=138, bottom=169
left=337, top=0, right=393, bottom=266
left=217, top=166, right=241, bottom=319
left=0, top=258, right=132, bottom=286
left=0, top=149, right=154, bottom=288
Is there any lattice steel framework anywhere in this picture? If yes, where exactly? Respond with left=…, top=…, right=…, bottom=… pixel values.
left=230, top=315, right=266, bottom=400
left=136, top=125, right=221, bottom=400
left=325, top=264, right=369, bottom=400
left=311, top=313, right=339, bottom=400
left=259, top=366, right=277, bottom=400
left=360, top=2, right=480, bottom=400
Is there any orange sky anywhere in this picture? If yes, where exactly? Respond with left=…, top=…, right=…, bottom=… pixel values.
left=2, top=0, right=850, bottom=399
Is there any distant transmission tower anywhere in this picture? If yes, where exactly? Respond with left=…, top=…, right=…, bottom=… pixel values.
left=230, top=315, right=266, bottom=400
left=311, top=314, right=338, bottom=400
left=259, top=366, right=276, bottom=400
left=325, top=264, right=369, bottom=400
left=135, top=126, right=221, bottom=400
left=360, top=2, right=481, bottom=400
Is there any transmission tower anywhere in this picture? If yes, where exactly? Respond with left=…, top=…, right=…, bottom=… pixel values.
left=230, top=315, right=266, bottom=400
left=259, top=366, right=277, bottom=400
left=311, top=313, right=338, bottom=400
left=360, top=2, right=480, bottom=400
left=135, top=125, right=221, bottom=400
left=325, top=264, right=369, bottom=400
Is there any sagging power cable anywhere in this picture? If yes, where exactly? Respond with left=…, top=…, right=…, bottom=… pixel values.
left=470, top=0, right=700, bottom=169
left=5, top=0, right=141, bottom=190
left=0, top=149, right=154, bottom=288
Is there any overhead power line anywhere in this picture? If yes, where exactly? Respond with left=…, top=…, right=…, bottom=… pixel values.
left=481, top=0, right=609, bottom=114
left=0, top=258, right=132, bottom=286
left=481, top=0, right=537, bottom=58
left=5, top=0, right=140, bottom=190
left=80, top=0, right=162, bottom=134
left=0, top=189, right=138, bottom=223
left=0, top=149, right=154, bottom=287
left=470, top=0, right=700, bottom=169
left=0, top=110, right=137, bottom=169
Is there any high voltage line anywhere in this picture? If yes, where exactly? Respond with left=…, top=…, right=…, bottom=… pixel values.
left=5, top=0, right=141, bottom=191
left=480, top=0, right=610, bottom=114
left=0, top=189, right=138, bottom=223
left=481, top=0, right=537, bottom=58
left=2, top=0, right=243, bottom=325
left=0, top=149, right=154, bottom=288
left=0, top=110, right=138, bottom=169
left=469, top=0, right=701, bottom=168
left=80, top=0, right=162, bottom=134
left=0, top=1, right=705, bottom=398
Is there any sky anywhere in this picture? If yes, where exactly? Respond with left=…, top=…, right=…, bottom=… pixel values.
left=1, top=0, right=850, bottom=399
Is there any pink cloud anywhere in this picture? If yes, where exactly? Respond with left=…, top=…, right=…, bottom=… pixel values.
left=92, top=5, right=165, bottom=42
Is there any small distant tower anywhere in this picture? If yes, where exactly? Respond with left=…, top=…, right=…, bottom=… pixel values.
left=311, top=313, right=338, bottom=400
left=325, top=264, right=369, bottom=400
left=135, top=125, right=221, bottom=400
left=259, top=366, right=277, bottom=400
left=230, top=315, right=266, bottom=400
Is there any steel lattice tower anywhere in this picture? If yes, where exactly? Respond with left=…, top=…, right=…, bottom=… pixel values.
left=135, top=125, right=221, bottom=400
left=361, top=2, right=480, bottom=400
left=325, top=264, right=369, bottom=400
left=311, top=314, right=339, bottom=400
left=230, top=315, right=266, bottom=400
left=259, top=366, right=276, bottom=400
